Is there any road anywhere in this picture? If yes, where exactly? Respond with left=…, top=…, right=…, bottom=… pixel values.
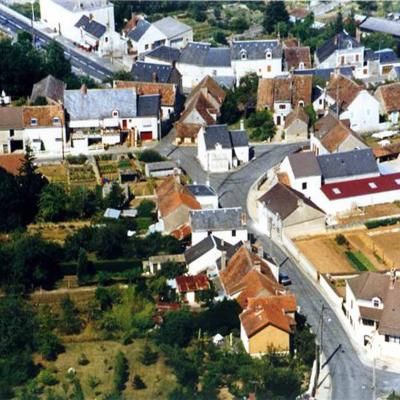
left=0, top=6, right=113, bottom=80
left=160, top=140, right=400, bottom=399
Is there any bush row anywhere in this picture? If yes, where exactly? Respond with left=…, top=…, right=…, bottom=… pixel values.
left=60, top=259, right=141, bottom=275
left=365, top=217, right=400, bottom=229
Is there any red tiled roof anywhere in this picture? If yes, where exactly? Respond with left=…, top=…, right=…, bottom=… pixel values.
left=176, top=274, right=209, bottom=293
left=0, top=153, right=24, bottom=175
left=171, top=223, right=191, bottom=240
left=321, top=172, right=400, bottom=200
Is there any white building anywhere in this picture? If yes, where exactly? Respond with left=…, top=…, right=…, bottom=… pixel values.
left=375, top=82, right=400, bottom=125
left=186, top=184, right=219, bottom=209
left=197, top=125, right=249, bottom=173
left=346, top=271, right=400, bottom=358
left=189, top=207, right=248, bottom=246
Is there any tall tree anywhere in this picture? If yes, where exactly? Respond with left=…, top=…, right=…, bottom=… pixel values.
left=0, top=168, right=22, bottom=231
left=263, top=1, right=289, bottom=34
left=45, top=41, right=71, bottom=80
left=105, top=182, right=126, bottom=209
left=38, top=183, right=67, bottom=222
left=58, top=296, right=82, bottom=335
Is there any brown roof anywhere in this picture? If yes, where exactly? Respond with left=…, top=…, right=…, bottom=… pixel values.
left=284, top=38, right=299, bottom=48
left=0, top=107, right=24, bottom=130
left=287, top=151, right=321, bottom=178
left=257, top=75, right=312, bottom=110
left=314, top=113, right=340, bottom=139
left=326, top=74, right=363, bottom=111
left=113, top=80, right=176, bottom=106
left=188, top=75, right=226, bottom=106
left=290, top=7, right=310, bottom=19
left=284, top=46, right=312, bottom=70
left=375, top=82, right=400, bottom=113
left=0, top=153, right=24, bottom=175
left=175, top=122, right=202, bottom=140
left=284, top=106, right=309, bottom=128
left=373, top=142, right=400, bottom=158
left=179, top=91, right=216, bottom=125
left=170, top=223, right=192, bottom=240
left=359, top=306, right=383, bottom=322
left=22, top=105, right=65, bottom=127
left=240, top=295, right=296, bottom=337
left=176, top=274, right=209, bottom=293
left=258, top=182, right=324, bottom=220
left=156, top=175, right=182, bottom=198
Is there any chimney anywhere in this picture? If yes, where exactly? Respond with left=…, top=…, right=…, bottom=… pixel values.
left=254, top=260, right=261, bottom=273
left=240, top=119, right=245, bottom=130
left=241, top=212, right=247, bottom=226
left=257, top=245, right=264, bottom=259
left=152, top=72, right=158, bottom=83
left=297, top=198, right=304, bottom=208
left=244, top=240, right=251, bottom=250
left=221, top=251, right=227, bottom=271
left=390, top=268, right=397, bottom=289
left=80, top=84, right=87, bottom=95
left=221, top=238, right=224, bottom=247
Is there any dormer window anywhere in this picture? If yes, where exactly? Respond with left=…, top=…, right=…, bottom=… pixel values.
left=298, top=100, right=305, bottom=107
left=299, top=62, right=304, bottom=70
left=266, top=50, right=272, bottom=59
left=30, top=118, right=38, bottom=126
left=112, top=110, right=119, bottom=118
left=240, top=49, right=247, bottom=60
left=347, top=41, right=353, bottom=49
left=52, top=117, right=60, bottom=125
left=372, top=297, right=381, bottom=308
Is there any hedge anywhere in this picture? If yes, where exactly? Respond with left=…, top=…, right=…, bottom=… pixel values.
left=345, top=251, right=375, bottom=272
left=135, top=217, right=153, bottom=231
left=365, top=217, right=400, bottom=229
left=61, top=259, right=141, bottom=275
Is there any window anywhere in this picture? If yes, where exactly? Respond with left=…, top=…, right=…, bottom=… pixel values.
left=267, top=65, right=271, bottom=72
left=104, top=37, right=108, bottom=43
left=240, top=49, right=247, bottom=60
left=232, top=229, right=236, bottom=237
left=207, top=230, right=212, bottom=236
left=302, top=182, right=307, bottom=190
left=319, top=99, right=323, bottom=105
left=266, top=50, right=272, bottom=59
left=112, top=110, right=119, bottom=118
left=347, top=41, right=352, bottom=49
left=279, top=104, right=286, bottom=109
left=368, top=182, right=377, bottom=189
left=52, top=117, right=60, bottom=125
left=299, top=62, right=304, bottom=70
left=2, top=144, right=8, bottom=153
left=145, top=44, right=149, bottom=50
left=332, top=188, right=341, bottom=195
left=356, top=54, right=359, bottom=62
left=395, top=179, right=400, bottom=185
left=30, top=118, right=38, bottom=126
left=298, top=100, right=304, bottom=107
left=9, top=129, right=14, bottom=137
left=341, top=56, right=345, bottom=65
left=373, top=299, right=380, bottom=307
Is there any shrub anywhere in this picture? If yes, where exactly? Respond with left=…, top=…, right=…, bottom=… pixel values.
left=38, top=370, right=59, bottom=386
left=66, top=154, right=88, bottom=165
left=78, top=353, right=89, bottom=366
left=132, top=374, right=146, bottom=390
left=335, top=234, right=348, bottom=246
left=87, top=375, right=100, bottom=390
left=137, top=199, right=156, bottom=218
left=365, top=217, right=400, bottom=229
left=139, top=343, right=158, bottom=366
left=138, top=149, right=165, bottom=163
left=113, top=351, right=129, bottom=393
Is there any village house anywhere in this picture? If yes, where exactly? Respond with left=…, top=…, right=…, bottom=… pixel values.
left=186, top=184, right=219, bottom=209
left=40, top=0, right=126, bottom=57
left=142, top=254, right=185, bottom=276
left=325, top=74, right=380, bottom=133
left=359, top=16, right=400, bottom=40
left=311, top=113, right=368, bottom=155
left=283, top=46, right=311, bottom=72
left=283, top=106, right=309, bottom=141
left=144, top=161, right=180, bottom=178
left=256, top=74, right=313, bottom=128
left=30, top=75, right=65, bottom=105
left=144, top=45, right=182, bottom=66
left=0, top=153, right=25, bottom=175
left=197, top=124, right=249, bottom=173
left=156, top=176, right=201, bottom=235
left=175, top=274, right=210, bottom=306
left=346, top=271, right=400, bottom=358
left=0, top=107, right=25, bottom=154
left=375, top=82, right=400, bottom=125
left=257, top=182, right=326, bottom=238
left=189, top=206, right=248, bottom=246
left=175, top=122, right=202, bottom=145
left=230, top=40, right=283, bottom=82
left=64, top=86, right=161, bottom=153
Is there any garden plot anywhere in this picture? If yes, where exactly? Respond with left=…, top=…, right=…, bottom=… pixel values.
left=38, top=164, right=68, bottom=186
left=68, top=164, right=97, bottom=189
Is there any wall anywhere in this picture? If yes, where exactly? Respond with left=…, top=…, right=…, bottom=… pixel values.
left=162, top=205, right=191, bottom=233
left=285, top=119, right=308, bottom=141
left=249, top=325, right=290, bottom=354
left=191, top=228, right=247, bottom=246
left=234, top=145, right=249, bottom=164
left=133, top=25, right=166, bottom=54
left=316, top=46, right=364, bottom=69
left=232, top=57, right=282, bottom=82
left=195, top=195, right=219, bottom=209
left=187, top=246, right=221, bottom=275
left=24, top=126, right=65, bottom=156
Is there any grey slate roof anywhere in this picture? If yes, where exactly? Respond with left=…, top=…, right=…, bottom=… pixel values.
left=288, top=152, right=321, bottom=178
left=75, top=15, right=106, bottom=38
left=31, top=75, right=65, bottom=103
left=179, top=42, right=231, bottom=67
left=145, top=45, right=181, bottom=63
left=131, top=61, right=172, bottom=83
left=204, top=124, right=248, bottom=150
left=186, top=184, right=217, bottom=197
left=184, top=236, right=215, bottom=264
left=316, top=33, right=361, bottom=63
left=153, top=16, right=191, bottom=39
left=294, top=67, right=353, bottom=81
left=64, top=88, right=137, bottom=120
left=258, top=182, right=324, bottom=220
left=190, top=207, right=245, bottom=232
left=214, top=75, right=236, bottom=89
left=204, top=47, right=231, bottom=67
left=146, top=161, right=177, bottom=172
left=317, top=148, right=379, bottom=181
left=128, top=19, right=151, bottom=42
left=137, top=94, right=160, bottom=116
left=371, top=49, right=399, bottom=64
left=231, top=40, right=282, bottom=60
left=360, top=17, right=400, bottom=38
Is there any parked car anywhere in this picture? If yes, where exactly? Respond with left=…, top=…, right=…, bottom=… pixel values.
left=279, top=272, right=292, bottom=286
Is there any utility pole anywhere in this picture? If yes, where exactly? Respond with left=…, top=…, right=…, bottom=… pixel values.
left=30, top=0, right=35, bottom=46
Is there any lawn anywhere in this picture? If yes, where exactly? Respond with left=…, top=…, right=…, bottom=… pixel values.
left=345, top=251, right=376, bottom=272
left=38, top=340, right=177, bottom=399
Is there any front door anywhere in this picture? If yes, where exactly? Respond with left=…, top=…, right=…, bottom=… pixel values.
left=122, top=119, right=128, bottom=130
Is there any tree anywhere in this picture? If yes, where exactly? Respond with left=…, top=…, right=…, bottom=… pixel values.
left=158, top=308, right=195, bottom=347
left=38, top=183, right=67, bottom=222
left=357, top=1, right=377, bottom=15
left=137, top=199, right=156, bottom=218
left=76, top=247, right=92, bottom=283
left=246, top=111, right=276, bottom=142
left=138, top=149, right=164, bottom=163
left=58, top=296, right=82, bottom=335
left=304, top=104, right=317, bottom=128
left=113, top=351, right=129, bottom=393
left=45, top=41, right=71, bottom=80
left=139, top=342, right=158, bottom=365
left=0, top=167, right=23, bottom=231
left=333, top=11, right=344, bottom=34
left=362, top=32, right=398, bottom=54
left=231, top=17, right=249, bottom=34
left=32, top=96, right=48, bottom=105
left=263, top=1, right=289, bottom=34
left=68, top=186, right=102, bottom=219
left=132, top=374, right=146, bottom=390
left=189, top=2, right=207, bottom=22
left=105, top=182, right=126, bottom=209
left=213, top=31, right=227, bottom=45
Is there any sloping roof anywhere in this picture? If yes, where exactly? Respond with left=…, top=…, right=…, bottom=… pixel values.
left=156, top=175, right=182, bottom=198
left=75, top=15, right=106, bottom=38
left=64, top=88, right=137, bottom=120
left=146, top=161, right=177, bottom=172
left=326, top=74, right=363, bottom=111
left=180, top=92, right=216, bottom=125
left=170, top=223, right=192, bottom=240
left=294, top=67, right=354, bottom=81
left=240, top=295, right=296, bottom=337
left=317, top=148, right=379, bottom=181
left=321, top=171, right=400, bottom=200
left=258, top=182, right=324, bottom=220
left=360, top=17, right=400, bottom=38
left=137, top=94, right=160, bottom=116
left=179, top=42, right=231, bottom=67
left=131, top=61, right=173, bottom=84
left=186, top=184, right=217, bottom=197
left=284, top=106, right=309, bottom=128
left=190, top=207, right=245, bottom=232
left=204, top=47, right=231, bottom=67
left=175, top=274, right=209, bottom=293
left=314, top=113, right=341, bottom=139
left=145, top=45, right=181, bottom=63
left=114, top=80, right=176, bottom=107
left=127, top=18, right=151, bottom=41
left=175, top=122, right=202, bottom=140
left=203, top=124, right=248, bottom=150
left=320, top=121, right=361, bottom=153
left=158, top=191, right=201, bottom=217
left=231, top=40, right=282, bottom=60
left=187, top=75, right=226, bottom=106
left=0, top=153, right=24, bottom=175
left=316, top=33, right=362, bottom=63
left=0, top=107, right=24, bottom=130
left=287, top=151, right=321, bottom=178
left=22, top=105, right=65, bottom=127
left=373, top=142, right=400, bottom=159
left=31, top=75, right=65, bottom=103
left=284, top=46, right=312, bottom=70
left=184, top=235, right=215, bottom=264
left=153, top=16, right=192, bottom=39
left=375, top=82, right=400, bottom=113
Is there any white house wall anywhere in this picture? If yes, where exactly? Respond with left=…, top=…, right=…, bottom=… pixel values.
left=24, top=126, right=65, bottom=156
left=192, top=229, right=247, bottom=246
